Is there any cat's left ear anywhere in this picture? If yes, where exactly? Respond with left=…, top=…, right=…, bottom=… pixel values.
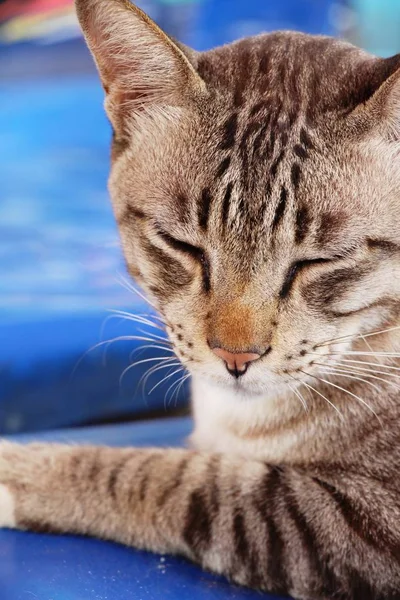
left=348, top=56, right=400, bottom=141
left=75, top=0, right=205, bottom=120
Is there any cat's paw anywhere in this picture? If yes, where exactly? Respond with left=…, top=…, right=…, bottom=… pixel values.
left=0, top=441, right=46, bottom=528
left=0, top=483, right=16, bottom=528
left=0, top=442, right=27, bottom=528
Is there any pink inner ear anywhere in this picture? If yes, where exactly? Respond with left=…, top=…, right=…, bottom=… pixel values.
left=77, top=0, right=204, bottom=117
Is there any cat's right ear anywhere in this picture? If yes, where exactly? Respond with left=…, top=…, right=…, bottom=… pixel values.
left=75, top=0, right=205, bottom=119
left=347, top=55, right=400, bottom=142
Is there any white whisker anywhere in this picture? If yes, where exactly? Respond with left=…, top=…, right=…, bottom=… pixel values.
left=309, top=351, right=400, bottom=360
left=73, top=335, right=168, bottom=375
left=305, top=372, right=383, bottom=426
left=121, top=344, right=174, bottom=369
left=106, top=310, right=166, bottom=332
left=315, top=362, right=400, bottom=391
left=130, top=343, right=173, bottom=354
left=330, top=351, right=400, bottom=357
left=164, top=371, right=186, bottom=409
left=317, top=324, right=400, bottom=348
left=116, top=273, right=159, bottom=311
left=360, top=335, right=375, bottom=354
left=317, top=367, right=382, bottom=394
left=173, top=373, right=191, bottom=407
left=287, top=381, right=308, bottom=412
left=135, top=328, right=169, bottom=343
left=324, top=362, right=400, bottom=383
left=139, top=358, right=179, bottom=392
left=119, top=355, right=174, bottom=386
left=298, top=375, right=345, bottom=421
left=148, top=366, right=184, bottom=395
left=333, top=358, right=400, bottom=372
left=314, top=361, right=400, bottom=387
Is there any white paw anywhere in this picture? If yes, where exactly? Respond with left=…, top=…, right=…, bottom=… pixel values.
left=0, top=483, right=16, bottom=528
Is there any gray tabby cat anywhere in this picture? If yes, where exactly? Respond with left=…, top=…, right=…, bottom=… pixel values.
left=1, top=1, right=400, bottom=598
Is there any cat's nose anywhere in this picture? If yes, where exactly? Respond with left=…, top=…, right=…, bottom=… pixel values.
left=212, top=347, right=263, bottom=378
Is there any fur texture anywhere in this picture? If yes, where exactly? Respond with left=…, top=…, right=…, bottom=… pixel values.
left=1, top=2, right=400, bottom=598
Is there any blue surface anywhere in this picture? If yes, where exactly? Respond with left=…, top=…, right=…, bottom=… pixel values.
left=0, top=418, right=290, bottom=600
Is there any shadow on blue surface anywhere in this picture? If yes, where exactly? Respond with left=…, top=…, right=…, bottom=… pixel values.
left=0, top=530, right=287, bottom=600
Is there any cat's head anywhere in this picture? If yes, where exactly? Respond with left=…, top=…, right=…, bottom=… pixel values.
left=77, top=0, right=400, bottom=396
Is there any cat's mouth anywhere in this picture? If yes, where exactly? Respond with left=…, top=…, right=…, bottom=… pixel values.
left=205, top=364, right=292, bottom=397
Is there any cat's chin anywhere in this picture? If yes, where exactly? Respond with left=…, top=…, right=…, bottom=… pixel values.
left=203, top=372, right=287, bottom=399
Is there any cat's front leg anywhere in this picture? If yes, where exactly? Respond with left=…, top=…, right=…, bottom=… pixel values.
left=1, top=441, right=399, bottom=600
left=0, top=441, right=202, bottom=556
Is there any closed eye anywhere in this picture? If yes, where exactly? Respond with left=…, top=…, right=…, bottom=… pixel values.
left=156, top=228, right=211, bottom=292
left=280, top=256, right=346, bottom=299
left=156, top=228, right=203, bottom=259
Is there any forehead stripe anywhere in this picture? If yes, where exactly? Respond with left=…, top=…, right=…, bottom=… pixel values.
left=221, top=182, right=233, bottom=232
left=291, top=162, right=301, bottom=189
left=300, top=127, right=315, bottom=150
left=198, top=187, right=213, bottom=231
left=271, top=186, right=287, bottom=232
left=293, top=144, right=308, bottom=160
left=219, top=113, right=238, bottom=150
left=270, top=149, right=285, bottom=178
left=118, top=206, right=146, bottom=226
left=216, top=156, right=231, bottom=178
left=295, top=204, right=312, bottom=244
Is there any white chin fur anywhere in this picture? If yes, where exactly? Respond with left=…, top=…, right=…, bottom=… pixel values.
left=0, top=484, right=16, bottom=528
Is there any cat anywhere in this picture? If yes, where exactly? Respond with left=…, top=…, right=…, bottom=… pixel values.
left=1, top=1, right=400, bottom=598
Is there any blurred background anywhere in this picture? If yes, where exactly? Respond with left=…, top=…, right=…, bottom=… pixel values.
left=1, top=0, right=400, bottom=435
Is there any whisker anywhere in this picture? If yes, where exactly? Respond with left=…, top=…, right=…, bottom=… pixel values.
left=149, top=313, right=166, bottom=323
left=106, top=310, right=166, bottom=332
left=316, top=367, right=382, bottom=394
left=316, top=324, right=400, bottom=348
left=119, top=355, right=174, bottom=387
left=109, top=308, right=162, bottom=321
left=148, top=366, right=185, bottom=395
left=139, top=358, right=179, bottom=392
left=287, top=380, right=308, bottom=412
left=297, top=374, right=345, bottom=421
left=127, top=343, right=174, bottom=356
left=173, top=373, right=191, bottom=407
left=328, top=355, right=400, bottom=371
left=309, top=351, right=400, bottom=359
left=165, top=371, right=186, bottom=409
left=172, top=373, right=191, bottom=408
left=314, top=361, right=400, bottom=381
left=315, top=362, right=400, bottom=390
left=72, top=335, right=169, bottom=376
left=335, top=351, right=400, bottom=357
left=128, top=339, right=173, bottom=361
left=360, top=335, right=375, bottom=354
left=106, top=310, right=162, bottom=326
left=326, top=361, right=400, bottom=379
left=128, top=344, right=170, bottom=365
left=135, top=328, right=169, bottom=343
left=116, top=273, right=159, bottom=311
left=303, top=371, right=383, bottom=427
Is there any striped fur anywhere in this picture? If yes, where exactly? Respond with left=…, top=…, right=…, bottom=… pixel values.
left=1, top=1, right=400, bottom=598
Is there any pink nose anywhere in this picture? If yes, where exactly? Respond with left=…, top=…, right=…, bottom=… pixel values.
left=212, top=347, right=261, bottom=377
